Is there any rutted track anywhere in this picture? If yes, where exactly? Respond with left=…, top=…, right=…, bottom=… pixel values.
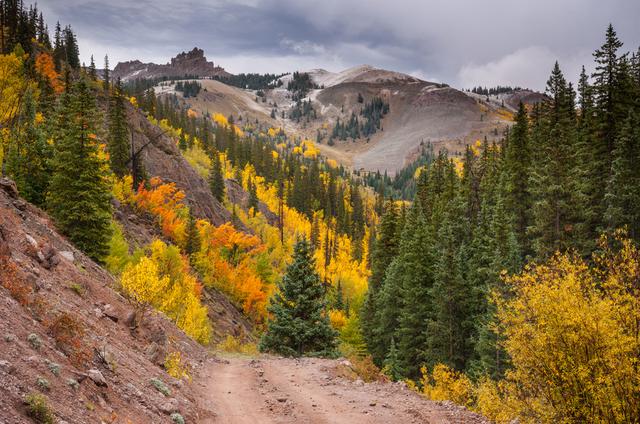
left=196, top=356, right=487, bottom=424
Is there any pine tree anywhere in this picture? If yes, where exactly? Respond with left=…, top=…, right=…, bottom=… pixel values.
left=260, top=238, right=337, bottom=357
left=88, top=55, right=96, bottom=80
left=528, top=62, right=578, bottom=259
left=247, top=177, right=259, bottom=214
left=47, top=78, right=112, bottom=262
left=103, top=55, right=110, bottom=91
left=592, top=24, right=624, bottom=158
left=604, top=113, right=640, bottom=241
left=209, top=150, right=225, bottom=202
left=383, top=338, right=402, bottom=381
left=5, top=89, right=52, bottom=206
left=107, top=78, right=130, bottom=177
left=361, top=201, right=399, bottom=362
left=395, top=203, right=437, bottom=378
left=184, top=211, right=201, bottom=257
left=63, top=25, right=79, bottom=69
left=505, top=102, right=531, bottom=256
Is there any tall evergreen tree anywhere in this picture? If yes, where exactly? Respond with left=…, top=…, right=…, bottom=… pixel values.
left=103, top=54, right=110, bottom=91
left=604, top=113, right=640, bottom=240
left=184, top=211, right=201, bottom=258
left=504, top=102, right=531, bottom=256
left=361, top=200, right=399, bottom=362
left=260, top=238, right=337, bottom=357
left=5, top=89, right=52, bottom=206
left=209, top=149, right=225, bottom=202
left=47, top=78, right=112, bottom=262
left=107, top=78, right=129, bottom=177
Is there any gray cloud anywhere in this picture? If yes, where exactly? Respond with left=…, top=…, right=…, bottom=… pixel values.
left=40, top=0, right=640, bottom=90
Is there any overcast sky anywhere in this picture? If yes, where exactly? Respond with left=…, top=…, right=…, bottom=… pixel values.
left=40, top=0, right=640, bottom=90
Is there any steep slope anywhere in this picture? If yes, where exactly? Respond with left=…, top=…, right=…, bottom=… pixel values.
left=119, top=106, right=254, bottom=341
left=0, top=179, right=213, bottom=423
left=112, top=48, right=230, bottom=82
left=125, top=104, right=233, bottom=226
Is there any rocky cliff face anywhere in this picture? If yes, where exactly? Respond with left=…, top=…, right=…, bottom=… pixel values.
left=112, top=48, right=231, bottom=82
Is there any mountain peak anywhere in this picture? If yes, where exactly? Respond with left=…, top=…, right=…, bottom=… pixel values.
left=113, top=48, right=231, bottom=82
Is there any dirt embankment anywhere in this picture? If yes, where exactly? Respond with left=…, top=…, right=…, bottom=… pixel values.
left=0, top=178, right=212, bottom=423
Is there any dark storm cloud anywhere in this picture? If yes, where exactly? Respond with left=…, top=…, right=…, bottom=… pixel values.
left=40, top=0, right=640, bottom=89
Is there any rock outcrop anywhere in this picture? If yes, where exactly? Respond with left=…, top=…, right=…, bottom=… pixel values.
left=112, top=47, right=231, bottom=82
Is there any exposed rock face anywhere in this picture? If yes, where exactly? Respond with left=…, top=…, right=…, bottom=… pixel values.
left=112, top=47, right=231, bottom=82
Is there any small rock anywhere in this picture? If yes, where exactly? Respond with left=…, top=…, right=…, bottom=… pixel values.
left=1, top=178, right=19, bottom=198
left=13, top=199, right=27, bottom=210
left=0, top=360, right=15, bottom=374
left=369, top=402, right=377, bottom=407
left=159, top=398, right=179, bottom=414
left=277, top=397, right=287, bottom=403
left=59, top=251, right=74, bottom=262
left=87, top=368, right=108, bottom=387
left=25, top=234, right=38, bottom=248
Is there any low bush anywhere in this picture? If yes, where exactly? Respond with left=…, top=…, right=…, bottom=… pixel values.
left=24, top=392, right=54, bottom=424
left=150, top=378, right=171, bottom=396
left=216, top=334, right=258, bottom=355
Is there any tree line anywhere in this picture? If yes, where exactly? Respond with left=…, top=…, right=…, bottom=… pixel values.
left=362, top=24, right=640, bottom=383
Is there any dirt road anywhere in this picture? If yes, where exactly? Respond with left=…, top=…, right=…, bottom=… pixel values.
left=196, top=356, right=487, bottom=424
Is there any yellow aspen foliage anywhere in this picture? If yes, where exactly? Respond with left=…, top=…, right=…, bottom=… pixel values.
left=485, top=232, right=640, bottom=423
left=419, top=364, right=474, bottom=408
left=0, top=53, right=27, bottom=126
left=164, top=351, right=191, bottom=381
left=120, top=240, right=211, bottom=344
left=329, top=309, right=347, bottom=330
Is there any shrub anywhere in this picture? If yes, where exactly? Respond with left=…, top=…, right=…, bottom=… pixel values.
left=67, top=282, right=86, bottom=297
left=171, top=412, right=185, bottom=424
left=216, top=335, right=258, bottom=355
left=0, top=261, right=31, bottom=305
left=46, top=311, right=90, bottom=366
left=67, top=378, right=79, bottom=390
left=164, top=351, right=191, bottom=381
left=36, top=377, right=50, bottom=391
left=45, top=360, right=60, bottom=376
left=27, top=333, right=42, bottom=350
left=349, top=354, right=384, bottom=383
left=24, top=392, right=54, bottom=424
left=150, top=378, right=171, bottom=396
left=419, top=364, right=474, bottom=408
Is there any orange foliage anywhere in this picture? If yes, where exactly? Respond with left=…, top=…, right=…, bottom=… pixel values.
left=196, top=222, right=270, bottom=322
left=132, top=177, right=188, bottom=244
left=34, top=52, right=63, bottom=94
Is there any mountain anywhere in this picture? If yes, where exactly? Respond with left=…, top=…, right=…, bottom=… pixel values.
left=112, top=48, right=231, bottom=82
left=166, top=63, right=545, bottom=173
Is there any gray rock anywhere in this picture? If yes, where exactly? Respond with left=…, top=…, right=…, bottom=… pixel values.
left=87, top=368, right=108, bottom=387
left=0, top=178, right=19, bottom=199
left=159, top=398, right=179, bottom=414
left=25, top=234, right=38, bottom=248
left=0, top=360, right=15, bottom=374
left=59, top=251, right=74, bottom=262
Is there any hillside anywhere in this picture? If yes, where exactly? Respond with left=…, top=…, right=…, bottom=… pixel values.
left=155, top=59, right=544, bottom=173
left=0, top=178, right=212, bottom=423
